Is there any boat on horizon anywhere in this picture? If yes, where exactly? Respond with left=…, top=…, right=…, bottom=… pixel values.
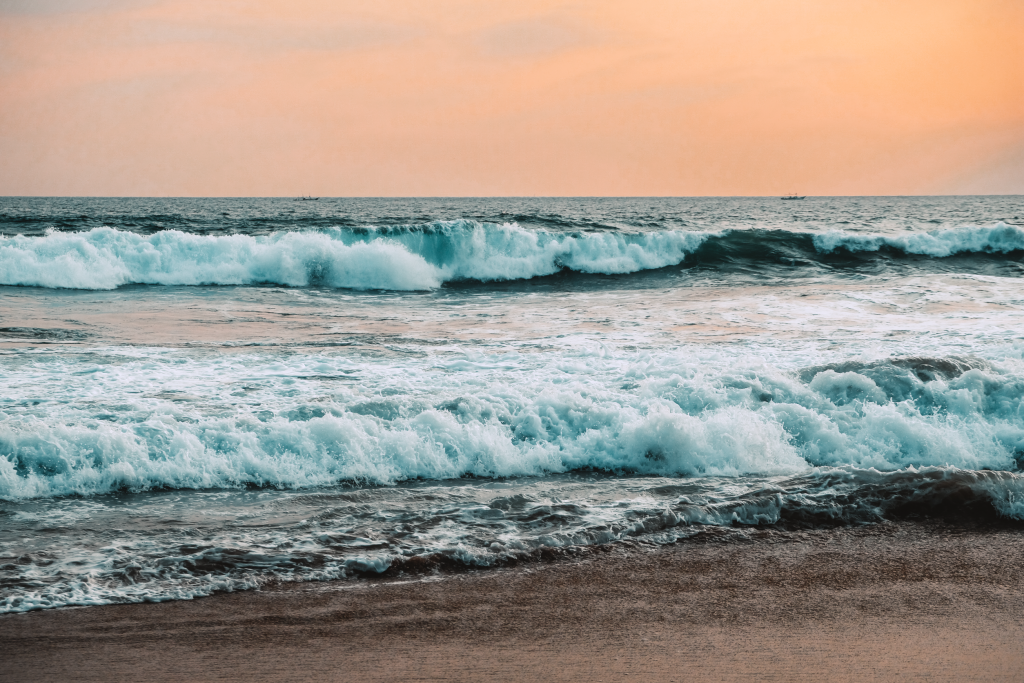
left=780, top=193, right=805, bottom=200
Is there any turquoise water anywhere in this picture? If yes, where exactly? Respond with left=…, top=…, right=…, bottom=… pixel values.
left=2, top=196, right=1023, bottom=611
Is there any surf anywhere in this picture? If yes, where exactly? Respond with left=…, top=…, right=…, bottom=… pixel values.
left=3, top=350, right=1022, bottom=501
left=1, top=221, right=1021, bottom=291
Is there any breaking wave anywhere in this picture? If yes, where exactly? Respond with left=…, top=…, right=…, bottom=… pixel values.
left=0, top=222, right=708, bottom=290
left=3, top=353, right=1023, bottom=501
left=814, top=222, right=1024, bottom=257
left=0, top=221, right=1020, bottom=291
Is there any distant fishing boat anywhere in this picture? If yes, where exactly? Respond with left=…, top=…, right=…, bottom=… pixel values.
left=298, top=196, right=319, bottom=201
left=781, top=193, right=805, bottom=200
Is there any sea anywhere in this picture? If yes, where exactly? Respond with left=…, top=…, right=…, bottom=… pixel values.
left=1, top=196, right=1023, bottom=613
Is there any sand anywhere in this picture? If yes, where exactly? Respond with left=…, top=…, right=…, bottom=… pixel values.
left=3, top=521, right=1024, bottom=682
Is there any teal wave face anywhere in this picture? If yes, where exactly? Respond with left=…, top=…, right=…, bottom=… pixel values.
left=1, top=221, right=1022, bottom=291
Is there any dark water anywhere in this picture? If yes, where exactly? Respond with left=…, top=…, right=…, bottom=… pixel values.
left=1, top=196, right=1023, bottom=612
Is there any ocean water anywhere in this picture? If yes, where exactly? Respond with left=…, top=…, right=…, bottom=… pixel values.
left=2, top=196, right=1023, bottom=612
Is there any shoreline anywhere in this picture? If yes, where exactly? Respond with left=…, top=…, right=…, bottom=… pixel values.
left=3, top=521, right=1024, bottom=682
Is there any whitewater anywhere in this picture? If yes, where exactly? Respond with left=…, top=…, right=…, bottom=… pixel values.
left=2, top=220, right=1024, bottom=290
left=1, top=195, right=1023, bottom=613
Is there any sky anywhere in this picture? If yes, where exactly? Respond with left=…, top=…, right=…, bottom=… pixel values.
left=0, top=0, right=1021, bottom=196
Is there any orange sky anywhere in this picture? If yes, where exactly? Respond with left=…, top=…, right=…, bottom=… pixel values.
left=0, top=0, right=1021, bottom=196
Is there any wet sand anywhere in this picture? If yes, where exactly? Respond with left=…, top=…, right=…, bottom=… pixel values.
left=3, top=522, right=1024, bottom=682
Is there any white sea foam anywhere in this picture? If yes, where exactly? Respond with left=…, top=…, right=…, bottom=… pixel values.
left=813, top=222, right=1024, bottom=256
left=0, top=222, right=709, bottom=290
left=4, top=221, right=1020, bottom=291
left=2, top=347, right=1022, bottom=500
left=326, top=220, right=709, bottom=280
left=0, top=228, right=442, bottom=290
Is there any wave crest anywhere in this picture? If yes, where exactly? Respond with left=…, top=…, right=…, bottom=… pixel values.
left=3, top=353, right=1023, bottom=501
left=0, top=228, right=442, bottom=290
left=2, top=220, right=1020, bottom=291
left=0, top=222, right=709, bottom=291
left=813, top=222, right=1024, bottom=256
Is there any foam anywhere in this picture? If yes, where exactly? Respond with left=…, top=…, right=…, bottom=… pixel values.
left=2, top=349, right=1022, bottom=501
left=813, top=222, right=1024, bottom=257
left=0, top=222, right=709, bottom=290
left=6, top=463, right=1024, bottom=613
left=0, top=228, right=442, bottom=290
left=3, top=221, right=1021, bottom=291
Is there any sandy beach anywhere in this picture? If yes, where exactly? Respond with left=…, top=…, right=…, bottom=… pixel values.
left=3, top=521, right=1023, bottom=682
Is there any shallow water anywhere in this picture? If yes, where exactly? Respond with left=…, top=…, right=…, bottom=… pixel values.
left=1, top=196, right=1023, bottom=612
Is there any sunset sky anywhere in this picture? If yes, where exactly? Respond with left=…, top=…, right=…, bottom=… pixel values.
left=0, top=0, right=1021, bottom=196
